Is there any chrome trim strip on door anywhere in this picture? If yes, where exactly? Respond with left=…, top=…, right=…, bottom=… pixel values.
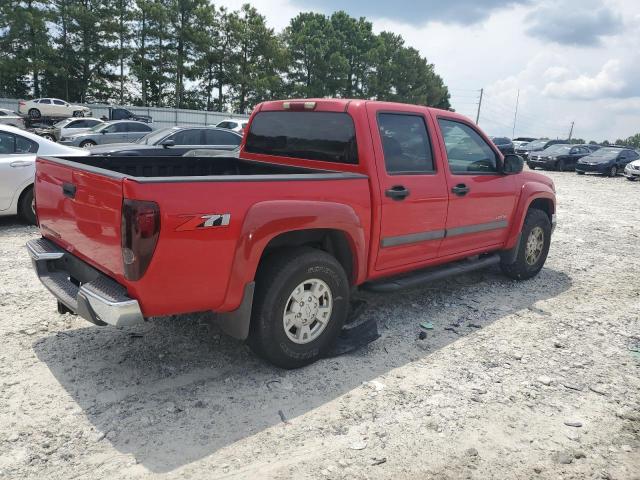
left=380, top=220, right=509, bottom=248
left=381, top=229, right=445, bottom=248
left=445, top=220, right=508, bottom=238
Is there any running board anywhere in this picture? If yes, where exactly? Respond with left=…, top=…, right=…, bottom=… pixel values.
left=362, top=254, right=500, bottom=293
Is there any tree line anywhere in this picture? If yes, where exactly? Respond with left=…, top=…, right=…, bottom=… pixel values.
left=0, top=1, right=451, bottom=113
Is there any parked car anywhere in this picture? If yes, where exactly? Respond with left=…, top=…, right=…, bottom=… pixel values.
left=28, top=98, right=556, bottom=369
left=0, top=125, right=86, bottom=224
left=528, top=144, right=591, bottom=171
left=490, top=136, right=515, bottom=155
left=585, top=144, right=601, bottom=152
left=0, top=108, right=26, bottom=129
left=104, top=107, right=153, bottom=124
left=31, top=117, right=104, bottom=142
left=624, top=156, right=640, bottom=181
left=576, top=147, right=640, bottom=177
left=215, top=118, right=249, bottom=134
left=18, top=98, right=91, bottom=119
left=58, top=120, right=153, bottom=148
left=516, top=139, right=567, bottom=160
left=512, top=137, right=536, bottom=149
left=88, top=126, right=242, bottom=156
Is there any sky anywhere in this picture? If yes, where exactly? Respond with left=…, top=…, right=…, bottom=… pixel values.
left=218, top=0, right=640, bottom=141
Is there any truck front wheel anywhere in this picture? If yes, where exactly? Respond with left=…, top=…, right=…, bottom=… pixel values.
left=500, top=208, right=551, bottom=280
left=249, top=247, right=349, bottom=369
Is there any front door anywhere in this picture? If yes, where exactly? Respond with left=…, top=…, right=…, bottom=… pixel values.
left=367, top=104, right=449, bottom=271
left=433, top=116, right=519, bottom=258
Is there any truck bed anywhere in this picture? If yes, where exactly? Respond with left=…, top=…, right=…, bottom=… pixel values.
left=52, top=155, right=358, bottom=181
left=34, top=154, right=371, bottom=317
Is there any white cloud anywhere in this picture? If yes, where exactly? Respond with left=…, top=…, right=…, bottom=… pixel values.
left=543, top=60, right=630, bottom=99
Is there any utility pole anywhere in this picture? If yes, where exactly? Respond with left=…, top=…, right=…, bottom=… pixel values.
left=568, top=121, right=574, bottom=141
left=475, top=88, right=484, bottom=124
left=512, top=89, right=520, bottom=138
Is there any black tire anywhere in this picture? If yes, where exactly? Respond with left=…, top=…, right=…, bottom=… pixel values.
left=79, top=140, right=96, bottom=149
left=626, top=176, right=636, bottom=181
left=527, top=163, right=535, bottom=170
left=609, top=165, right=617, bottom=177
left=248, top=247, right=350, bottom=369
left=556, top=159, right=565, bottom=171
left=500, top=209, right=551, bottom=280
left=18, top=187, right=36, bottom=225
left=73, top=110, right=85, bottom=117
left=28, top=108, right=41, bottom=119
left=577, top=171, right=585, bottom=175
left=41, top=133, right=56, bottom=142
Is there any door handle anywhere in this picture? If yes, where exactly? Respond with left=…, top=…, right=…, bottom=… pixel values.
left=62, top=182, right=76, bottom=199
left=10, top=160, right=32, bottom=168
left=385, top=185, right=410, bottom=201
left=451, top=184, right=470, bottom=196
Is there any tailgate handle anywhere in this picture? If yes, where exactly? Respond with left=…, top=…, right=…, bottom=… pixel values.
left=62, top=182, right=77, bottom=199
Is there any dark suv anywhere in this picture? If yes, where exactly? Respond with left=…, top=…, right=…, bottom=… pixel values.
left=516, top=139, right=567, bottom=160
left=528, top=144, right=591, bottom=171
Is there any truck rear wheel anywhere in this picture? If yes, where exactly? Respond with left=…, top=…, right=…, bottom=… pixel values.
left=249, top=247, right=349, bottom=369
left=500, top=208, right=551, bottom=280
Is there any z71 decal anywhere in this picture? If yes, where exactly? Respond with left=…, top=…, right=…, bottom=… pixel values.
left=176, top=214, right=231, bottom=231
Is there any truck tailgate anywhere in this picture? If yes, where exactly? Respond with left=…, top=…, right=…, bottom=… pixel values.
left=35, top=157, right=125, bottom=279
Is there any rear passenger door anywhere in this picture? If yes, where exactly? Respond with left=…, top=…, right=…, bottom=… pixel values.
left=367, top=104, right=449, bottom=271
left=434, top=117, right=519, bottom=257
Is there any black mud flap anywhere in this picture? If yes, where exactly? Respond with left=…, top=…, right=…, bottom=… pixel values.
left=323, top=299, right=380, bottom=358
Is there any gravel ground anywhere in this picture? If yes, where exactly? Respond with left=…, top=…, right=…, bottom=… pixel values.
left=1, top=171, right=639, bottom=480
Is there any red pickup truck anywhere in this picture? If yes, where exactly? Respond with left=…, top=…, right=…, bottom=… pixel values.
left=27, top=99, right=556, bottom=368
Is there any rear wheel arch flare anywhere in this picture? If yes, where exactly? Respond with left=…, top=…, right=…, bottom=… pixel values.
left=259, top=229, right=357, bottom=285
left=528, top=197, right=554, bottom=222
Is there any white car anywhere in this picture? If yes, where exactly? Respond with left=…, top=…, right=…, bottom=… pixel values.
left=18, top=98, right=92, bottom=120
left=0, top=108, right=26, bottom=129
left=0, top=125, right=87, bottom=224
left=215, top=118, right=249, bottom=133
left=624, top=158, right=640, bottom=181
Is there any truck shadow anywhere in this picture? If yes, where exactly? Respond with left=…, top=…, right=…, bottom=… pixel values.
left=33, top=266, right=571, bottom=473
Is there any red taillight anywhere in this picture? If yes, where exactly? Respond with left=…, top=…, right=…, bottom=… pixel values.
left=121, top=199, right=160, bottom=281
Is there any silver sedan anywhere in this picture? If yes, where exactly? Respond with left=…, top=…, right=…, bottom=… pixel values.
left=58, top=120, right=153, bottom=148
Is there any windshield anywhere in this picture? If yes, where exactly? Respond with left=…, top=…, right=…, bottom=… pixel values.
left=542, top=145, right=572, bottom=154
left=135, top=127, right=174, bottom=145
left=524, top=140, right=550, bottom=150
left=491, top=137, right=510, bottom=145
left=587, top=148, right=620, bottom=160
left=54, top=119, right=73, bottom=128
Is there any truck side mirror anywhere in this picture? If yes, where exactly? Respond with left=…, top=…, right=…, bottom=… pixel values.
left=503, top=154, right=524, bottom=174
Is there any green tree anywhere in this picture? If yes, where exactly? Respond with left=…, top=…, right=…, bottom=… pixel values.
left=227, top=4, right=285, bottom=113
left=282, top=12, right=333, bottom=98
left=0, top=1, right=51, bottom=98
left=625, top=133, right=640, bottom=149
left=370, top=31, right=450, bottom=108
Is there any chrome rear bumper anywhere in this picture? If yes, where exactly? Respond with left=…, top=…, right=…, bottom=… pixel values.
left=27, top=238, right=144, bottom=327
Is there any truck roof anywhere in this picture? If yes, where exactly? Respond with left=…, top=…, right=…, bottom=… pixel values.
left=256, top=98, right=465, bottom=120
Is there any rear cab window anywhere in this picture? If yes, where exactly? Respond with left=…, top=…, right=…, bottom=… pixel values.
left=245, top=111, right=358, bottom=164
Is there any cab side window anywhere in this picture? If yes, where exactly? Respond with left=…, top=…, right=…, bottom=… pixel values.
left=378, top=113, right=435, bottom=174
left=438, top=119, right=498, bottom=174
